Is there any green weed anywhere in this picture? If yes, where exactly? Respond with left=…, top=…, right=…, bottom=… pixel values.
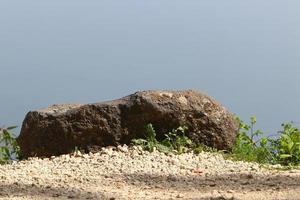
left=133, top=119, right=300, bottom=167
left=193, top=143, right=218, bottom=154
left=132, top=124, right=218, bottom=155
left=231, top=116, right=273, bottom=163
left=232, top=117, right=300, bottom=166
left=0, top=126, right=20, bottom=164
left=161, top=126, right=192, bottom=154
left=277, top=123, right=300, bottom=165
left=132, top=124, right=193, bottom=154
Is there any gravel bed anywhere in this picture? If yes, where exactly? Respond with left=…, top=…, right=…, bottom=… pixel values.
left=0, top=145, right=299, bottom=200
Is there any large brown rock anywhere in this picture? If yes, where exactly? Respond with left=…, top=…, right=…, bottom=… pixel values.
left=17, top=90, right=239, bottom=158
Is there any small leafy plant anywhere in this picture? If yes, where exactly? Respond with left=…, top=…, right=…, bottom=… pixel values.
left=193, top=143, right=218, bottom=154
left=132, top=124, right=170, bottom=153
left=232, top=117, right=300, bottom=166
left=0, top=126, right=20, bottom=164
left=161, top=126, right=192, bottom=154
left=132, top=124, right=192, bottom=154
left=277, top=123, right=300, bottom=165
left=232, top=116, right=273, bottom=163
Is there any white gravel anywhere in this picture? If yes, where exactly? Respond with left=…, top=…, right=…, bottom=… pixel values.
left=0, top=145, right=299, bottom=200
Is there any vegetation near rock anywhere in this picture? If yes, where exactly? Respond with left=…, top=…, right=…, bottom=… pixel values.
left=0, top=126, right=20, bottom=164
left=1, top=93, right=300, bottom=199
left=17, top=90, right=238, bottom=158
left=232, top=117, right=300, bottom=166
left=132, top=117, right=300, bottom=167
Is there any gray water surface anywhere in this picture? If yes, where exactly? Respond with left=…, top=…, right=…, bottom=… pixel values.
left=0, top=0, right=299, bottom=136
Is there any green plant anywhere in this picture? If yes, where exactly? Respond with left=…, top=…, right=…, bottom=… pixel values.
left=232, top=117, right=300, bottom=166
left=232, top=117, right=273, bottom=163
left=0, top=126, right=20, bottom=164
left=277, top=123, right=300, bottom=165
left=132, top=119, right=300, bottom=167
left=132, top=124, right=192, bottom=154
left=161, top=126, right=192, bottom=154
left=73, top=146, right=80, bottom=155
left=193, top=143, right=217, bottom=154
left=132, top=124, right=171, bottom=153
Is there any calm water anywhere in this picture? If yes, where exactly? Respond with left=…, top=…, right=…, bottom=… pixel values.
left=0, top=1, right=299, bottom=136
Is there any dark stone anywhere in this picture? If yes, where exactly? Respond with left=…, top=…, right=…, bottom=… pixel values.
left=17, top=90, right=239, bottom=158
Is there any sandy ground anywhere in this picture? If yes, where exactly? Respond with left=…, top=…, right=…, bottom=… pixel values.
left=0, top=145, right=299, bottom=200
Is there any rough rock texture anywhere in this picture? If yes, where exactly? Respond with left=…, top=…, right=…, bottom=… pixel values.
left=17, top=90, right=239, bottom=158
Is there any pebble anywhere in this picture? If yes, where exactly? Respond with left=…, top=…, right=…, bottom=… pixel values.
left=176, top=193, right=184, bottom=198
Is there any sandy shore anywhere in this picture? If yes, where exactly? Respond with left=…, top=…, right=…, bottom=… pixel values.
left=0, top=145, right=299, bottom=200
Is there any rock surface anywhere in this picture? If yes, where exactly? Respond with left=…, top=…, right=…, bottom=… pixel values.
left=17, top=90, right=238, bottom=158
left=0, top=146, right=299, bottom=200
